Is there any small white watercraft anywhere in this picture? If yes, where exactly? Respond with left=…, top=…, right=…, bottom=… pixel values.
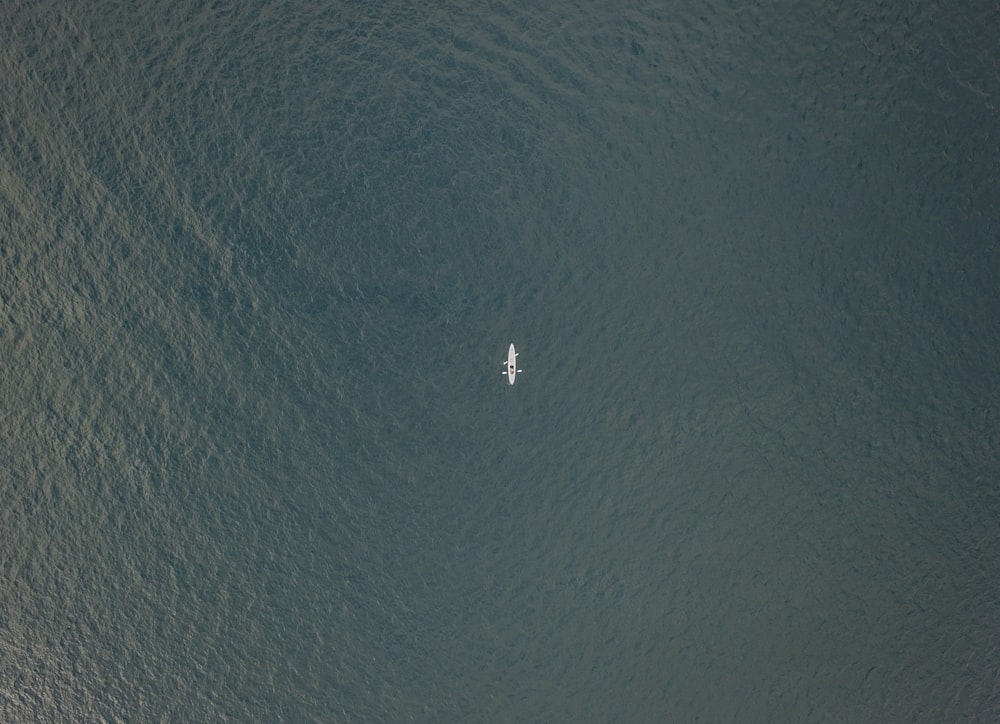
left=502, top=343, right=521, bottom=385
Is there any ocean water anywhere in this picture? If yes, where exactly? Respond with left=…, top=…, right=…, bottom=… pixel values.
left=2, top=0, right=999, bottom=720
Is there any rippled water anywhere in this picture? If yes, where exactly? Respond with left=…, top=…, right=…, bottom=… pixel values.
left=2, top=0, right=999, bottom=719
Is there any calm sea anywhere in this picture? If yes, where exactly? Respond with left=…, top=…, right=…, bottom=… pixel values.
left=2, top=0, right=999, bottom=720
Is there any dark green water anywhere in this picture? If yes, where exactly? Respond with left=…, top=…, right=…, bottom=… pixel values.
left=2, top=0, right=999, bottom=720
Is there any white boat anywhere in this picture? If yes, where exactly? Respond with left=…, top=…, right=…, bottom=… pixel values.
left=502, top=343, right=521, bottom=385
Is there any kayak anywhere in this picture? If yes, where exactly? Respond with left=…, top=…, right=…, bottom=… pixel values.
left=502, top=343, right=521, bottom=385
